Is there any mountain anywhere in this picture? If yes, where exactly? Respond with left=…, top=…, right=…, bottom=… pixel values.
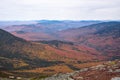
left=0, top=29, right=104, bottom=71
left=0, top=21, right=120, bottom=79
left=37, top=20, right=102, bottom=31
left=0, top=28, right=109, bottom=79
left=0, top=29, right=72, bottom=70
left=57, top=22, right=120, bottom=60
left=0, top=21, right=120, bottom=62
left=0, top=21, right=37, bottom=27
left=0, top=20, right=102, bottom=41
left=0, top=22, right=119, bottom=69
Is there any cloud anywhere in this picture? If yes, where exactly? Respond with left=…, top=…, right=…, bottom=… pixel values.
left=0, top=0, right=120, bottom=20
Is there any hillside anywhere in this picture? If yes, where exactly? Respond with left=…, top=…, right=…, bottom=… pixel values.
left=0, top=29, right=71, bottom=70
left=57, top=22, right=120, bottom=60
left=0, top=29, right=104, bottom=71
left=0, top=22, right=120, bottom=70
left=57, top=22, right=120, bottom=41
left=1, top=20, right=101, bottom=41
left=0, top=28, right=109, bottom=79
left=0, top=21, right=120, bottom=79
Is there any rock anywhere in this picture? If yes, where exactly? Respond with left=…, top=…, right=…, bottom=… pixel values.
left=108, top=69, right=113, bottom=72
left=75, top=76, right=83, bottom=80
left=111, top=77, right=120, bottom=80
left=80, top=68, right=88, bottom=72
left=114, top=69, right=120, bottom=72
left=16, top=77, right=22, bottom=80
left=9, top=76, right=15, bottom=79
left=43, top=73, right=74, bottom=80
left=43, top=60, right=120, bottom=80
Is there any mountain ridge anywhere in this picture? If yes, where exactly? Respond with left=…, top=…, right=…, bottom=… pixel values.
left=0, top=21, right=120, bottom=78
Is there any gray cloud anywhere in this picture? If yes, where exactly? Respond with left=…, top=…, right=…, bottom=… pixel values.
left=0, top=0, right=120, bottom=20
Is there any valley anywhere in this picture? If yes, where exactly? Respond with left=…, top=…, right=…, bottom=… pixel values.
left=0, top=21, right=120, bottom=80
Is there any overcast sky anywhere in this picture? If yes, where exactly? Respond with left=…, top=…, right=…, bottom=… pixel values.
left=0, top=0, right=120, bottom=21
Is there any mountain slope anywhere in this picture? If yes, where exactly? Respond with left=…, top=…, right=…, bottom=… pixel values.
left=57, top=22, right=120, bottom=41
left=1, top=21, right=119, bottom=67
left=0, top=22, right=120, bottom=78
left=0, top=29, right=66, bottom=70
left=57, top=22, right=120, bottom=60
left=1, top=20, right=102, bottom=41
left=0, top=29, right=103, bottom=70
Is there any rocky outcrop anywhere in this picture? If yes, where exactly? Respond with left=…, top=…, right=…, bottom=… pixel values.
left=111, top=77, right=120, bottom=80
left=43, top=60, right=120, bottom=80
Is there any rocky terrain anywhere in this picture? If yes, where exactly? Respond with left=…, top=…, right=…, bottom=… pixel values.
left=0, top=60, right=120, bottom=80
left=42, top=60, right=120, bottom=80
